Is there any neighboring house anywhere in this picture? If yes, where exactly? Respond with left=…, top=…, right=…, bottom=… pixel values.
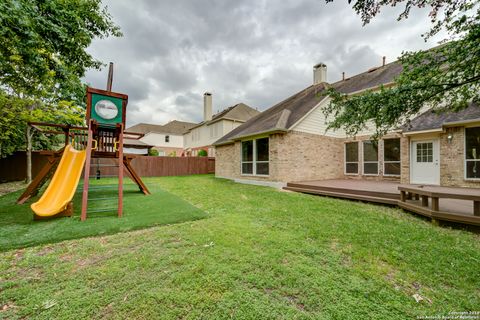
left=122, top=139, right=153, bottom=155
left=127, top=120, right=196, bottom=156
left=183, top=92, right=260, bottom=157
left=214, top=61, right=480, bottom=188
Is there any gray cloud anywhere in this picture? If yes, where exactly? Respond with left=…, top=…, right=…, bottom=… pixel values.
left=84, top=0, right=445, bottom=127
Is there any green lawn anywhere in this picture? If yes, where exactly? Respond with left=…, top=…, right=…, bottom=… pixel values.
left=0, top=175, right=479, bottom=319
left=0, top=179, right=206, bottom=251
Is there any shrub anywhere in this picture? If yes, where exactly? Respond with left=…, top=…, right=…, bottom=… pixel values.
left=148, top=149, right=159, bottom=156
left=197, top=149, right=208, bottom=157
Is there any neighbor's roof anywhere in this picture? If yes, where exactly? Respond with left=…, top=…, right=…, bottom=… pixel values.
left=214, top=61, right=403, bottom=145
left=123, top=138, right=153, bottom=147
left=187, top=103, right=260, bottom=131
left=127, top=120, right=196, bottom=135
left=404, top=102, right=480, bottom=133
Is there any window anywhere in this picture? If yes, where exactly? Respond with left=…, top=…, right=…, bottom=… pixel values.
left=241, top=140, right=253, bottom=174
left=384, top=138, right=401, bottom=176
left=241, top=138, right=269, bottom=175
left=416, top=142, right=433, bottom=163
left=345, top=142, right=359, bottom=174
left=363, top=140, right=378, bottom=175
left=256, top=138, right=269, bottom=175
left=165, top=135, right=170, bottom=143
left=466, top=127, right=480, bottom=179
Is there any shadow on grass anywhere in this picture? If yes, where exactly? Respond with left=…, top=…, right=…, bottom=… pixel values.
left=0, top=179, right=207, bottom=252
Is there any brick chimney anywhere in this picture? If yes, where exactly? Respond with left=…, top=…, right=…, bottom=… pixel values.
left=203, top=92, right=212, bottom=121
left=313, top=63, right=327, bottom=84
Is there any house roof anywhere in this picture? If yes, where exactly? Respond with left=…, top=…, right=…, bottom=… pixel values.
left=404, top=102, right=480, bottom=133
left=123, top=138, right=152, bottom=147
left=127, top=120, right=196, bottom=135
left=188, top=103, right=260, bottom=131
left=214, top=61, right=403, bottom=145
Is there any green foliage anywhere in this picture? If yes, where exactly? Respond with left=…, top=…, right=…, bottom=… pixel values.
left=169, top=150, right=177, bottom=157
left=324, top=0, right=480, bottom=137
left=197, top=149, right=208, bottom=157
left=0, top=175, right=479, bottom=318
left=0, top=91, right=84, bottom=157
left=148, top=148, right=159, bottom=156
left=0, top=0, right=121, bottom=103
left=0, top=0, right=120, bottom=157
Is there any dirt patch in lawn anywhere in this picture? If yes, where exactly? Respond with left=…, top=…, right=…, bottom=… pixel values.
left=0, top=181, right=26, bottom=196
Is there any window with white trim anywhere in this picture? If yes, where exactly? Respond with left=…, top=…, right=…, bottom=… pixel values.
left=345, top=142, right=359, bottom=174
left=383, top=138, right=401, bottom=176
left=466, top=127, right=480, bottom=179
left=363, top=140, right=379, bottom=175
left=241, top=138, right=269, bottom=175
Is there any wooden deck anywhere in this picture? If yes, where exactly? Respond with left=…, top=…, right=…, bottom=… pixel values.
left=284, top=179, right=480, bottom=227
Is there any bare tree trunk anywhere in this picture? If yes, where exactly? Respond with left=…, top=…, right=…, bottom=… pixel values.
left=26, top=125, right=33, bottom=184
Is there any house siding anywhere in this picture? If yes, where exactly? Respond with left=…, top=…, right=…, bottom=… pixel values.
left=292, top=99, right=378, bottom=138
left=440, top=126, right=480, bottom=187
left=215, top=143, right=237, bottom=178
left=215, top=131, right=344, bottom=182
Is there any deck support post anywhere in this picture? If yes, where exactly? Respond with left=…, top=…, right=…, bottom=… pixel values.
left=431, top=197, right=439, bottom=212
left=421, top=196, right=429, bottom=207
left=400, top=191, right=406, bottom=202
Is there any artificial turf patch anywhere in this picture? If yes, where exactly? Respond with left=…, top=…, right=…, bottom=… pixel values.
left=0, top=178, right=206, bottom=251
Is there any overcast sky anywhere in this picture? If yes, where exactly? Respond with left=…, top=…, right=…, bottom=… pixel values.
left=84, top=0, right=445, bottom=127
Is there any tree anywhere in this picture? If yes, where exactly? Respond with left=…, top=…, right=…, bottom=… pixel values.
left=323, top=0, right=480, bottom=137
left=0, top=0, right=121, bottom=182
left=0, top=0, right=121, bottom=102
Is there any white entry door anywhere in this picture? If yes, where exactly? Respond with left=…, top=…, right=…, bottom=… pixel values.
left=410, top=139, right=440, bottom=185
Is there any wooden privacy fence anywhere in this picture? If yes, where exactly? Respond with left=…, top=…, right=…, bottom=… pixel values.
left=92, top=156, right=215, bottom=178
left=0, top=152, right=215, bottom=182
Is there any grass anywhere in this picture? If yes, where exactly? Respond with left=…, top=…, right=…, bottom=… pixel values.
left=0, top=174, right=479, bottom=319
left=0, top=178, right=206, bottom=251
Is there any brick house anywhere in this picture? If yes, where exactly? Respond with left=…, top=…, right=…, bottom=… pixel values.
left=213, top=61, right=480, bottom=188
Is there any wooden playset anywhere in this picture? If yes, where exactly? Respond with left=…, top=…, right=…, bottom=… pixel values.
left=17, top=64, right=150, bottom=220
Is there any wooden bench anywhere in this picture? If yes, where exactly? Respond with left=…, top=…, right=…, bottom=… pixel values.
left=398, top=185, right=480, bottom=226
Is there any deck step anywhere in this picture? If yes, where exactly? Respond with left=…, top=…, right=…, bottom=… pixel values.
left=283, top=186, right=398, bottom=205
left=286, top=182, right=399, bottom=200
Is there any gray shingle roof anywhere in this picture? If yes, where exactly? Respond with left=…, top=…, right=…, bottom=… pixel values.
left=187, top=103, right=260, bottom=131
left=127, top=120, right=196, bottom=135
left=214, top=61, right=403, bottom=145
left=404, top=103, right=480, bottom=132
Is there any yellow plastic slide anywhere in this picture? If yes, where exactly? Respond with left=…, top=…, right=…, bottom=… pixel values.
left=31, top=144, right=86, bottom=217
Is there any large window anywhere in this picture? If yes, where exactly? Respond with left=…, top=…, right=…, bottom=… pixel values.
left=384, top=138, right=401, bottom=176
left=363, top=140, right=378, bottom=175
left=466, top=127, right=480, bottom=179
left=241, top=138, right=269, bottom=175
left=345, top=142, right=359, bottom=174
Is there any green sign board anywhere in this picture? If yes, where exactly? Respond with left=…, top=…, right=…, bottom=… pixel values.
left=90, top=93, right=124, bottom=126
